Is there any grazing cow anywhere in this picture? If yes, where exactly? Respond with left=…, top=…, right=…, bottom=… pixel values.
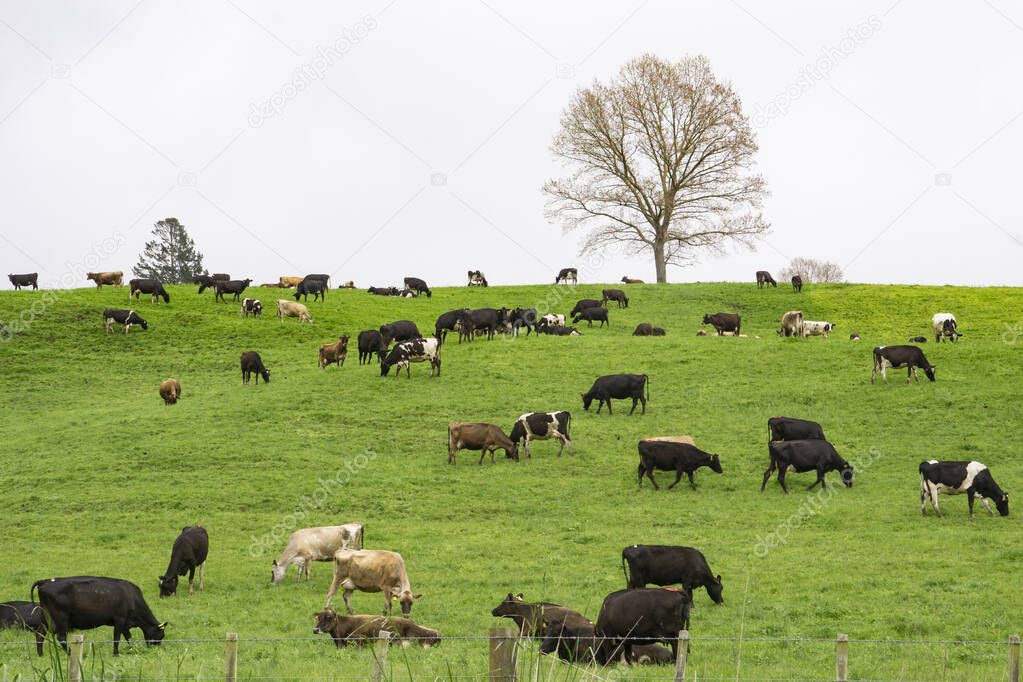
left=507, top=307, right=538, bottom=336
left=240, top=351, right=270, bottom=384
left=570, top=299, right=601, bottom=317
left=932, top=313, right=961, bottom=343
left=509, top=411, right=573, bottom=457
left=768, top=416, right=825, bottom=442
left=239, top=298, right=262, bottom=318
left=602, top=289, right=629, bottom=308
left=871, top=345, right=936, bottom=384
left=555, top=267, right=577, bottom=285
left=87, top=271, right=123, bottom=287
left=467, top=270, right=488, bottom=287
left=319, top=335, right=349, bottom=369
left=539, top=325, right=581, bottom=336
left=8, top=273, right=38, bottom=290
left=159, top=379, right=181, bottom=405
left=761, top=440, right=853, bottom=493
left=573, top=307, right=608, bottom=327
left=324, top=549, right=421, bottom=615
left=802, top=320, right=833, bottom=338
left=194, top=274, right=227, bottom=294
left=294, top=277, right=327, bottom=302
left=632, top=323, right=665, bottom=336
left=595, top=588, right=691, bottom=664
left=129, top=279, right=170, bottom=303
left=379, top=320, right=420, bottom=345
left=158, top=525, right=208, bottom=597
left=403, top=277, right=432, bottom=297
left=756, top=270, right=777, bottom=288
left=920, top=460, right=1009, bottom=517
left=448, top=422, right=518, bottom=464
left=271, top=523, right=364, bottom=583
left=637, top=440, right=723, bottom=490
left=279, top=276, right=303, bottom=288
left=435, top=309, right=468, bottom=345
left=702, top=312, right=740, bottom=335
left=357, top=330, right=388, bottom=365
left=622, top=545, right=724, bottom=604
left=103, top=308, right=148, bottom=334
left=380, top=337, right=440, bottom=378
left=32, top=577, right=166, bottom=656
left=778, top=310, right=803, bottom=337
left=312, top=608, right=440, bottom=648
left=621, top=276, right=644, bottom=284
left=215, top=279, right=252, bottom=303
left=0, top=601, right=46, bottom=656
left=457, top=308, right=506, bottom=341
left=582, top=374, right=649, bottom=415
left=791, top=274, right=803, bottom=293
left=276, top=299, right=313, bottom=324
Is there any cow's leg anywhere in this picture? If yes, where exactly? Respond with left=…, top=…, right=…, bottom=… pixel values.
left=808, top=469, right=824, bottom=490
left=448, top=437, right=458, bottom=465
left=687, top=471, right=697, bottom=490
left=640, top=396, right=646, bottom=415
left=777, top=467, right=789, bottom=494
left=668, top=467, right=684, bottom=489
left=478, top=450, right=486, bottom=465
left=342, top=589, right=355, bottom=614
left=760, top=461, right=777, bottom=493
left=920, top=481, right=929, bottom=515
left=188, top=566, right=196, bottom=595
left=595, top=399, right=603, bottom=414
left=629, top=397, right=638, bottom=415
left=383, top=592, right=393, bottom=615
left=523, top=437, right=532, bottom=458
left=981, top=496, right=994, bottom=516
left=929, top=483, right=942, bottom=517
left=34, top=629, right=44, bottom=656
left=198, top=561, right=205, bottom=591
left=968, top=491, right=976, bottom=516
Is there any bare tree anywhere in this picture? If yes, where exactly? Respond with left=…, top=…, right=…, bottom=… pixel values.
left=544, top=54, right=770, bottom=283
left=779, top=257, right=845, bottom=284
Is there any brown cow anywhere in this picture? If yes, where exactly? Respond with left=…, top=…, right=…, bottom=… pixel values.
left=159, top=379, right=181, bottom=405
left=312, top=609, right=441, bottom=648
left=318, top=335, right=349, bottom=369
left=490, top=593, right=577, bottom=639
left=447, top=422, right=518, bottom=464
left=279, top=276, right=303, bottom=288
left=324, top=549, right=422, bottom=615
left=621, top=276, right=644, bottom=284
left=86, top=271, right=123, bottom=287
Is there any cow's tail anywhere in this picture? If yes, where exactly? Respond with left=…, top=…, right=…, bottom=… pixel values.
left=621, top=553, right=630, bottom=586
left=30, top=579, right=44, bottom=604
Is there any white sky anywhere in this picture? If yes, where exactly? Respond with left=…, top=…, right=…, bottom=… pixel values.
left=1, top=1, right=1022, bottom=288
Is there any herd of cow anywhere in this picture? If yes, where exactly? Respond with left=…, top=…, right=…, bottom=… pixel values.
left=0, top=266, right=1008, bottom=669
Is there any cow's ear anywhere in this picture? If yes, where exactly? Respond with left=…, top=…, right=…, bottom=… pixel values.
left=158, top=622, right=167, bottom=630
left=413, top=593, right=423, bottom=600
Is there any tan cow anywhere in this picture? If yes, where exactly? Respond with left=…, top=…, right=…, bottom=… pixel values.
left=159, top=379, right=181, bottom=405
left=277, top=299, right=312, bottom=324
left=86, top=271, right=123, bottom=287
left=779, top=310, right=804, bottom=338
left=319, top=336, right=349, bottom=369
left=271, top=523, right=364, bottom=584
left=448, top=423, right=518, bottom=464
left=339, top=280, right=356, bottom=289
left=279, top=276, right=303, bottom=288
left=312, top=609, right=441, bottom=648
left=642, top=435, right=695, bottom=446
left=324, top=549, right=422, bottom=615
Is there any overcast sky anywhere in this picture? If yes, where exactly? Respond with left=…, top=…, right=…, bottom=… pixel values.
left=2, top=1, right=1021, bottom=288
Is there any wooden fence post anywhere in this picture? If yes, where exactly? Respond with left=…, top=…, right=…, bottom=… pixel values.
left=489, top=627, right=518, bottom=681
left=370, top=630, right=390, bottom=682
left=673, top=630, right=691, bottom=682
left=67, top=634, right=84, bottom=682
left=1009, top=634, right=1021, bottom=682
left=835, top=633, right=849, bottom=682
left=225, top=632, right=238, bottom=682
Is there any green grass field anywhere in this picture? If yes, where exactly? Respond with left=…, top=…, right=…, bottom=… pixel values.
left=1, top=281, right=1021, bottom=681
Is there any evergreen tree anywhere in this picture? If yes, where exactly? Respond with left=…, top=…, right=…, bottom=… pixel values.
left=133, top=218, right=205, bottom=284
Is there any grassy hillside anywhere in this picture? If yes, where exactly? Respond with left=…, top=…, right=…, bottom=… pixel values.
left=0, top=281, right=1020, bottom=681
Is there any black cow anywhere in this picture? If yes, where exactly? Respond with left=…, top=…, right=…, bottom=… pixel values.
left=215, top=279, right=252, bottom=303
left=8, top=273, right=38, bottom=290
left=602, top=289, right=629, bottom=308
left=756, top=270, right=777, bottom=288
left=768, top=416, right=826, bottom=442
left=240, top=351, right=270, bottom=384
left=379, top=320, right=420, bottom=345
left=540, top=325, right=581, bottom=336
left=920, top=460, right=1009, bottom=517
left=621, top=545, right=723, bottom=604
left=555, top=267, right=577, bottom=285
left=491, top=594, right=567, bottom=639
left=32, top=576, right=166, bottom=655
left=582, top=374, right=649, bottom=415
left=403, top=277, right=431, bottom=297
left=368, top=286, right=400, bottom=296
left=871, top=345, right=936, bottom=384
left=507, top=307, right=538, bottom=336
left=158, top=526, right=209, bottom=597
left=358, top=329, right=388, bottom=364
left=0, top=601, right=46, bottom=656
left=636, top=441, right=723, bottom=490
left=379, top=337, right=440, bottom=378
left=458, top=308, right=506, bottom=341
left=791, top=275, right=803, bottom=293
left=435, top=309, right=468, bottom=345
left=129, top=279, right=170, bottom=303
left=570, top=299, right=601, bottom=317
left=103, top=308, right=148, bottom=334
left=761, top=440, right=853, bottom=493
left=294, top=278, right=327, bottom=302
left=573, top=307, right=608, bottom=327
left=304, top=274, right=330, bottom=287
left=595, top=588, right=691, bottom=664
left=539, top=615, right=597, bottom=663
left=702, top=312, right=740, bottom=335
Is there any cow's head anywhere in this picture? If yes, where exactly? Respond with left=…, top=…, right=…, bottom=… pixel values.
left=260, top=368, right=271, bottom=383
left=581, top=392, right=594, bottom=411
left=924, top=365, right=936, bottom=382
left=709, top=454, right=723, bottom=474
left=312, top=609, right=340, bottom=635
left=142, top=622, right=167, bottom=646
left=702, top=314, right=712, bottom=325
left=505, top=442, right=520, bottom=462
left=158, top=575, right=178, bottom=597
left=491, top=593, right=526, bottom=618
left=379, top=360, right=392, bottom=377
left=839, top=463, right=855, bottom=487
left=270, top=560, right=286, bottom=584
left=398, top=590, right=421, bottom=616
left=707, top=575, right=725, bottom=604
left=996, top=492, right=1009, bottom=517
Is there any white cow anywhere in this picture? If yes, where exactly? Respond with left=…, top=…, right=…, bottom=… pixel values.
left=932, top=313, right=960, bottom=343
left=802, top=321, right=833, bottom=338
left=277, top=299, right=313, bottom=324
left=271, top=523, right=364, bottom=584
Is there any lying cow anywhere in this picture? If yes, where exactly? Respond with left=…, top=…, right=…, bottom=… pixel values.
left=313, top=608, right=441, bottom=648
left=158, top=525, right=208, bottom=597
left=621, top=276, right=644, bottom=284
left=159, top=378, right=181, bottom=405
left=279, top=276, right=303, bottom=288
left=582, top=374, right=649, bottom=415
left=768, top=416, right=825, bottom=442
left=802, top=320, right=833, bottom=338
left=509, top=411, right=573, bottom=457
left=920, top=460, right=1008, bottom=517
left=272, top=523, right=364, bottom=583
left=702, top=312, right=740, bottom=335
left=380, top=338, right=440, bottom=378
left=319, top=335, right=349, bottom=369
left=324, top=549, right=421, bottom=615
left=277, top=299, right=313, bottom=323
left=239, top=298, right=262, bottom=318
left=932, top=313, right=961, bottom=343
left=761, top=440, right=853, bottom=493
left=871, top=345, right=935, bottom=384
left=621, top=545, right=724, bottom=604
left=636, top=440, right=723, bottom=490
left=8, top=273, right=38, bottom=290
left=103, top=308, right=147, bottom=334
left=633, top=323, right=665, bottom=336
left=87, top=271, right=123, bottom=287
left=539, top=325, right=581, bottom=336
left=0, top=601, right=46, bottom=656
left=448, top=422, right=518, bottom=464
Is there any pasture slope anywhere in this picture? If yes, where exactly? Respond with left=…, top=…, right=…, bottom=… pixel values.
left=0, top=282, right=1020, bottom=681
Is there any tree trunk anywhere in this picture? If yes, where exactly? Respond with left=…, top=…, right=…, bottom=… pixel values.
left=653, top=239, right=667, bottom=283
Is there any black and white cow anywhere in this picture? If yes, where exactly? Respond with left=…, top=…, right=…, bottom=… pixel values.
left=129, top=279, right=170, bottom=303
left=871, top=345, right=936, bottom=384
left=509, top=411, right=573, bottom=457
left=467, top=270, right=488, bottom=287
left=636, top=440, right=723, bottom=490
left=932, top=313, right=961, bottom=343
left=621, top=545, right=723, bottom=604
left=8, top=273, right=38, bottom=290
left=555, top=268, right=577, bottom=285
left=239, top=298, right=262, bottom=318
left=379, top=337, right=440, bottom=378
left=761, top=440, right=853, bottom=493
left=767, top=416, right=826, bottom=442
left=919, top=460, right=1009, bottom=517
left=103, top=309, right=148, bottom=334
left=506, top=308, right=538, bottom=336
left=532, top=314, right=566, bottom=335
left=581, top=374, right=649, bottom=415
